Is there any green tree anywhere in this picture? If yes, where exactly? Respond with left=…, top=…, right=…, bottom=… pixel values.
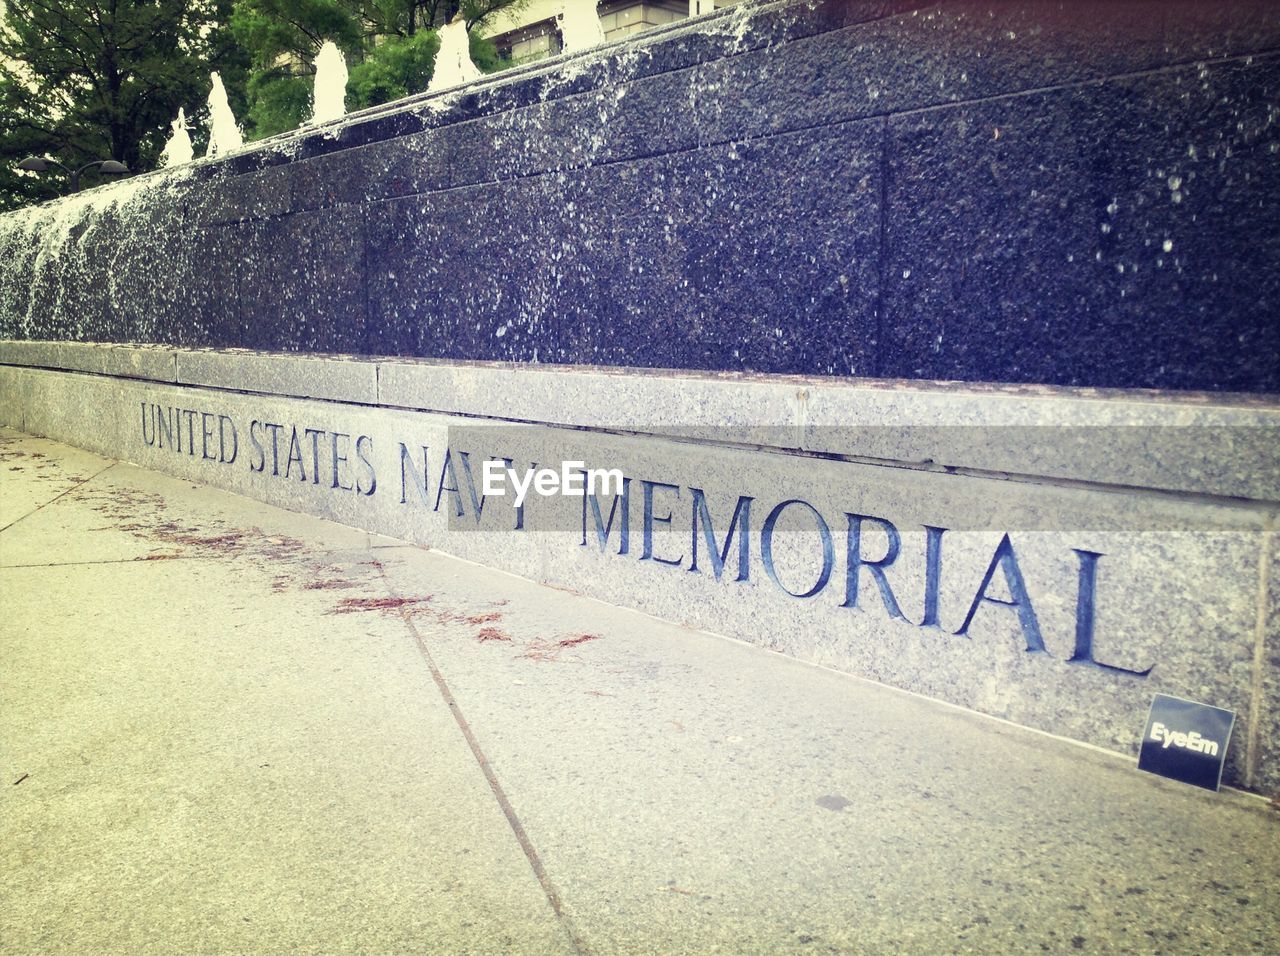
left=412, top=1, right=529, bottom=35
left=231, top=0, right=525, bottom=138
left=346, top=30, right=440, bottom=110
left=229, top=0, right=362, bottom=137
left=0, top=0, right=246, bottom=210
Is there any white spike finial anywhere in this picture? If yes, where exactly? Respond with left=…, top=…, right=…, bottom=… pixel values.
left=429, top=18, right=482, bottom=92
left=205, top=72, right=243, bottom=158
left=557, top=0, right=607, bottom=53
left=311, top=41, right=349, bottom=124
left=161, top=108, right=194, bottom=168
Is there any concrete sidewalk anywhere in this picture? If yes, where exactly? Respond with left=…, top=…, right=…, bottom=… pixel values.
left=2, top=426, right=1276, bottom=954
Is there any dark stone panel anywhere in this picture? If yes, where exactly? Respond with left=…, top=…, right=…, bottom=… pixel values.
left=106, top=215, right=238, bottom=348
left=883, top=83, right=1119, bottom=386
left=193, top=164, right=294, bottom=225
left=881, top=55, right=1280, bottom=391
left=616, top=0, right=910, bottom=79
left=694, top=2, right=1182, bottom=148
left=563, top=120, right=883, bottom=374
left=641, top=0, right=845, bottom=59
left=0, top=216, right=36, bottom=338
left=0, top=195, right=235, bottom=349
left=172, top=223, right=241, bottom=348
left=368, top=118, right=881, bottom=373
left=289, top=148, right=370, bottom=212
left=166, top=225, right=244, bottom=348
left=346, top=106, right=435, bottom=145
left=910, top=2, right=1176, bottom=93
left=371, top=117, right=880, bottom=373
left=291, top=129, right=451, bottom=211
left=445, top=109, right=556, bottom=186
left=1162, top=0, right=1280, bottom=63
left=447, top=4, right=940, bottom=190
left=432, top=0, right=1276, bottom=189
left=216, top=149, right=287, bottom=177
left=0, top=221, right=45, bottom=340
left=1106, top=56, right=1280, bottom=391
left=551, top=162, right=682, bottom=369
left=366, top=179, right=569, bottom=362
left=2, top=0, right=1278, bottom=394
left=843, top=0, right=938, bottom=27
left=587, top=72, right=706, bottom=158
left=282, top=107, right=436, bottom=164
left=65, top=206, right=130, bottom=341
left=235, top=206, right=368, bottom=353
left=446, top=72, right=702, bottom=187
left=11, top=202, right=131, bottom=343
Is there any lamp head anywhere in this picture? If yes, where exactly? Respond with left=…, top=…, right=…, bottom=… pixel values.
left=99, top=160, right=129, bottom=175
left=17, top=156, right=50, bottom=172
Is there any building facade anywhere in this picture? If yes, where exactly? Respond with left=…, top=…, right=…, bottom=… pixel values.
left=483, top=1, right=741, bottom=64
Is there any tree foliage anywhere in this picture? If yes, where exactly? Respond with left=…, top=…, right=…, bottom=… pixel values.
left=0, top=0, right=246, bottom=210
left=0, top=0, right=529, bottom=209
left=345, top=30, right=440, bottom=112
left=231, top=0, right=526, bottom=139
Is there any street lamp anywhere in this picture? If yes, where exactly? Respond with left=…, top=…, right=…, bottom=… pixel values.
left=17, top=156, right=130, bottom=193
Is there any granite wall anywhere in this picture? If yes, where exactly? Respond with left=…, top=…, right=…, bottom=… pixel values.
left=1, top=0, right=1278, bottom=390
left=3, top=342, right=1279, bottom=794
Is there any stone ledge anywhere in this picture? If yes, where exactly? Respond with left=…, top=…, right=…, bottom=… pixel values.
left=2, top=363, right=1276, bottom=795
left=174, top=349, right=379, bottom=405
left=0, top=340, right=177, bottom=382
left=3, top=341, right=1278, bottom=503
left=377, top=359, right=1280, bottom=502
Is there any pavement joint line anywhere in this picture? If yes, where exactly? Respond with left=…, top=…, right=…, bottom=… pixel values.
left=0, top=461, right=119, bottom=536
left=0, top=555, right=224, bottom=569
left=1, top=546, right=410, bottom=570
left=374, top=562, right=591, bottom=956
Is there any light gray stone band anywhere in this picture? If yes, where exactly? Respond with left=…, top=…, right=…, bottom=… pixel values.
left=1, top=353, right=1277, bottom=794
left=3, top=339, right=1278, bottom=503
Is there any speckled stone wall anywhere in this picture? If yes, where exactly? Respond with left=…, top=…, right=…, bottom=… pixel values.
left=0, top=0, right=1277, bottom=391
left=3, top=344, right=1279, bottom=793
